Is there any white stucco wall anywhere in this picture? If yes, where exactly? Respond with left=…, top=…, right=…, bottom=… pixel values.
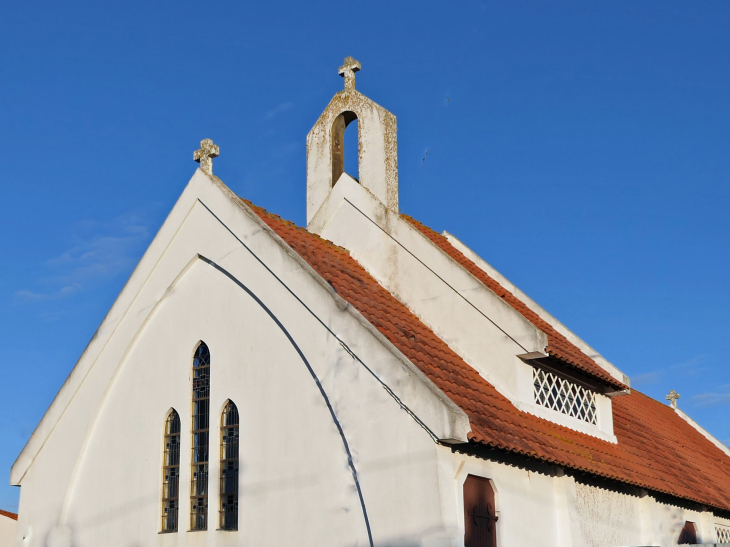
left=309, top=177, right=545, bottom=397
left=571, top=481, right=643, bottom=547
left=63, top=262, right=439, bottom=546
left=11, top=171, right=467, bottom=547
left=438, top=448, right=722, bottom=547
left=309, top=175, right=616, bottom=442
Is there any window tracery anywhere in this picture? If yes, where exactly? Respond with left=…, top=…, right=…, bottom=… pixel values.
left=161, top=409, right=181, bottom=532
left=191, top=342, right=211, bottom=530
left=220, top=400, right=239, bottom=530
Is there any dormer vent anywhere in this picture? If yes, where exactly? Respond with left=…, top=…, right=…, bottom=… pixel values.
left=306, top=57, right=399, bottom=226
left=533, top=368, right=598, bottom=425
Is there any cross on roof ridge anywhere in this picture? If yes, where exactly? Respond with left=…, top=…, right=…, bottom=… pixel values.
left=194, top=138, right=220, bottom=176
left=666, top=389, right=681, bottom=408
left=339, top=56, right=361, bottom=91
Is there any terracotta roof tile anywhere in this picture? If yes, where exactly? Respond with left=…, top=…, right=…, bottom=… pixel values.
left=0, top=509, right=17, bottom=520
left=402, top=215, right=627, bottom=391
left=246, top=200, right=730, bottom=513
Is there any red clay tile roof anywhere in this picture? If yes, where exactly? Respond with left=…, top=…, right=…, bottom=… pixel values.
left=403, top=215, right=627, bottom=391
left=0, top=509, right=17, bottom=520
left=246, top=200, right=730, bottom=513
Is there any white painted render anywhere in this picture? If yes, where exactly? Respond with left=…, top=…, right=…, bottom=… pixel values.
left=0, top=515, right=16, bottom=547
left=438, top=447, right=723, bottom=547
left=309, top=174, right=616, bottom=441
left=11, top=171, right=467, bottom=547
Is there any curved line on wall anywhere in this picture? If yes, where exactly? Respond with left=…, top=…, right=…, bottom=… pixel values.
left=59, top=254, right=374, bottom=545
left=58, top=253, right=204, bottom=525
left=197, top=199, right=440, bottom=445
left=198, top=256, right=374, bottom=547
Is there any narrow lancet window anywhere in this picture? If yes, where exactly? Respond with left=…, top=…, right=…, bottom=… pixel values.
left=161, top=409, right=181, bottom=532
left=191, top=342, right=211, bottom=530
left=220, top=400, right=240, bottom=530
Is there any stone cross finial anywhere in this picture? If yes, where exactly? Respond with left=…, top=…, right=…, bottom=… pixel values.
left=339, top=56, right=361, bottom=91
left=666, top=390, right=681, bottom=409
left=193, top=138, right=220, bottom=176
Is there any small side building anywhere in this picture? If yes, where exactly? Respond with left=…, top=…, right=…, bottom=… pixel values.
left=0, top=510, right=17, bottom=547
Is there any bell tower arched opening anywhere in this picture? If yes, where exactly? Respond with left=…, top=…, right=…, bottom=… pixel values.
left=306, top=56, right=399, bottom=226
left=331, top=111, right=358, bottom=185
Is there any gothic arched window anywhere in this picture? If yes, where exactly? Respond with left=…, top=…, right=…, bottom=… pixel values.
left=331, top=110, right=358, bottom=185
left=190, top=342, right=210, bottom=530
left=220, top=400, right=240, bottom=530
left=161, top=409, right=181, bottom=532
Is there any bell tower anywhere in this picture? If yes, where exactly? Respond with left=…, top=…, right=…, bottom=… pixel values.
left=306, top=57, right=399, bottom=226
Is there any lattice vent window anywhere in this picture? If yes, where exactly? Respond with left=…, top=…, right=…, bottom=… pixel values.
left=717, top=526, right=730, bottom=543
left=533, top=368, right=597, bottom=425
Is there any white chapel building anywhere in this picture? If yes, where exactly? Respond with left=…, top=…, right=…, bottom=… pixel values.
left=10, top=57, right=730, bottom=547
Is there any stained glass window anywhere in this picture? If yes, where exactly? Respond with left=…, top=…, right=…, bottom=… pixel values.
left=161, top=409, right=181, bottom=532
left=190, top=343, right=210, bottom=531
left=220, top=400, right=239, bottom=530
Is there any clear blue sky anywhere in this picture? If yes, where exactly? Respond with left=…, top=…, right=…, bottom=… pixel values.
left=2, top=0, right=729, bottom=513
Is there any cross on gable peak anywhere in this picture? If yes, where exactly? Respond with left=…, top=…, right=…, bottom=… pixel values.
left=194, top=138, right=220, bottom=176
left=666, top=389, right=681, bottom=408
left=339, top=56, right=361, bottom=91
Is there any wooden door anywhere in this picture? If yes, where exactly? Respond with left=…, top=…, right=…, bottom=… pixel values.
left=464, top=474, right=498, bottom=547
left=678, top=521, right=697, bottom=544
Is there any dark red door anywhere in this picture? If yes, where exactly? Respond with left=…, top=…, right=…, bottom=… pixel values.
left=678, top=521, right=697, bottom=544
left=464, top=474, right=498, bottom=547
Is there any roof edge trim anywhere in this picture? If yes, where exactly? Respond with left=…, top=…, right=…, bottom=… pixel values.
left=443, top=230, right=628, bottom=386
left=227, top=197, right=471, bottom=443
